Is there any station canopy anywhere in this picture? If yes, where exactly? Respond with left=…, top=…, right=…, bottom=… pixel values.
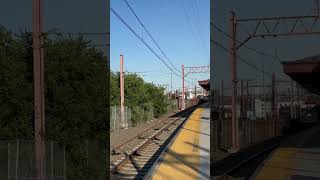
left=283, top=54, right=320, bottom=95
left=198, top=79, right=210, bottom=91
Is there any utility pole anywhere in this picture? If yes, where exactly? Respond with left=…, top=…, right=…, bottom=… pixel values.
left=182, top=65, right=185, bottom=110
left=220, top=80, right=224, bottom=150
left=228, top=2, right=320, bottom=135
left=290, top=81, right=294, bottom=119
left=240, top=80, right=244, bottom=118
left=171, top=71, right=173, bottom=94
left=271, top=73, right=276, bottom=136
left=33, top=0, right=45, bottom=179
left=297, top=83, right=301, bottom=120
left=246, top=80, right=249, bottom=118
left=221, top=80, right=224, bottom=110
left=230, top=11, right=239, bottom=152
left=185, top=86, right=188, bottom=103
left=262, top=57, right=266, bottom=120
left=120, top=55, right=125, bottom=128
left=252, top=87, right=255, bottom=119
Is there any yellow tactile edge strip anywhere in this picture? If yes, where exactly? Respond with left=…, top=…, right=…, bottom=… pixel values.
left=152, top=108, right=204, bottom=180
left=253, top=148, right=298, bottom=180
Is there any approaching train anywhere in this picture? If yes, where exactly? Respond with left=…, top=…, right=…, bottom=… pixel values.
left=197, top=94, right=210, bottom=103
left=280, top=105, right=320, bottom=133
left=300, top=106, right=320, bottom=123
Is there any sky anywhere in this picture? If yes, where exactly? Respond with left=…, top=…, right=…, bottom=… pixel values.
left=2, top=0, right=318, bottom=94
left=110, top=0, right=210, bottom=92
left=0, top=0, right=108, bottom=54
left=211, top=0, right=320, bottom=93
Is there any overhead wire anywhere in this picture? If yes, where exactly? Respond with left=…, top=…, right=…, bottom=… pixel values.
left=181, top=0, right=209, bottom=63
left=191, top=0, right=206, bottom=50
left=181, top=0, right=199, bottom=44
left=122, top=0, right=180, bottom=73
left=211, top=22, right=282, bottom=64
left=111, top=7, right=197, bottom=86
left=111, top=8, right=178, bottom=75
left=211, top=22, right=292, bottom=79
left=211, top=39, right=272, bottom=77
left=45, top=32, right=109, bottom=36
left=122, top=0, right=202, bottom=85
left=180, top=0, right=211, bottom=80
left=45, top=31, right=109, bottom=47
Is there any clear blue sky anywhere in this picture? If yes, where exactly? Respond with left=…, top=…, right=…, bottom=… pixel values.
left=111, top=0, right=210, bottom=91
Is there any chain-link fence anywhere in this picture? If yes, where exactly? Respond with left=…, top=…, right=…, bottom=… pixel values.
left=0, top=140, right=66, bottom=180
left=110, top=104, right=156, bottom=131
left=110, top=106, right=132, bottom=131
left=110, top=100, right=181, bottom=132
left=0, top=140, right=106, bottom=180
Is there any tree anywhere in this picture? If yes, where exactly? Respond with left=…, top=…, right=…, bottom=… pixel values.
left=0, top=26, right=108, bottom=180
left=0, top=27, right=33, bottom=139
left=110, top=72, right=168, bottom=124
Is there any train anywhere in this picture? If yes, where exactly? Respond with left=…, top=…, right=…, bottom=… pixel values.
left=280, top=105, right=320, bottom=133
left=197, top=94, right=210, bottom=103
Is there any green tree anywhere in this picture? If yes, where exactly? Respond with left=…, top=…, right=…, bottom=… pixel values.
left=110, top=72, right=168, bottom=124
left=0, top=26, right=108, bottom=180
left=0, top=27, right=33, bottom=139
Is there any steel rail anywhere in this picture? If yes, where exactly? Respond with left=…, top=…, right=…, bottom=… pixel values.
left=216, top=142, right=280, bottom=180
left=111, top=103, right=196, bottom=151
left=111, top=119, right=167, bottom=151
left=111, top=103, right=201, bottom=175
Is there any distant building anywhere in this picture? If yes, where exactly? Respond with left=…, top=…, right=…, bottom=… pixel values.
left=254, top=99, right=271, bottom=119
left=186, top=88, right=206, bottom=100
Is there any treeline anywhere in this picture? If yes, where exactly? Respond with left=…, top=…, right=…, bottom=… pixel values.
left=0, top=25, right=169, bottom=179
left=0, top=26, right=108, bottom=179
left=110, top=72, right=168, bottom=124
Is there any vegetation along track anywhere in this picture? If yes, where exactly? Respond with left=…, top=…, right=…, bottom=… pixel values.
left=110, top=104, right=201, bottom=180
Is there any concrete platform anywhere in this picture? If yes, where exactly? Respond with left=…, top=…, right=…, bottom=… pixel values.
left=252, top=125, right=320, bottom=180
left=151, top=103, right=210, bottom=180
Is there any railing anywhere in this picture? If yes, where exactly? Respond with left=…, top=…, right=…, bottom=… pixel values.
left=219, top=111, right=282, bottom=151
left=0, top=140, right=66, bottom=180
left=0, top=140, right=106, bottom=180
left=110, top=106, right=132, bottom=131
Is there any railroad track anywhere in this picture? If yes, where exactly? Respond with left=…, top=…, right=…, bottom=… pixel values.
left=216, top=143, right=280, bottom=180
left=110, top=104, right=200, bottom=180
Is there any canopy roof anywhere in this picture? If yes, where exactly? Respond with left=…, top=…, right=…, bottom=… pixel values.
left=198, top=79, right=210, bottom=91
left=283, top=54, right=320, bottom=95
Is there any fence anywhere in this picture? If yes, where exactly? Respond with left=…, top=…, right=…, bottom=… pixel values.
left=213, top=77, right=319, bottom=151
left=219, top=116, right=282, bottom=150
left=110, top=104, right=156, bottom=131
left=110, top=101, right=180, bottom=132
left=0, top=140, right=106, bottom=180
left=0, top=140, right=66, bottom=180
left=110, top=106, right=132, bottom=131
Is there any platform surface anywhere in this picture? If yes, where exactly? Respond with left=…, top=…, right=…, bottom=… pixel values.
left=151, top=104, right=210, bottom=180
left=252, top=125, right=320, bottom=180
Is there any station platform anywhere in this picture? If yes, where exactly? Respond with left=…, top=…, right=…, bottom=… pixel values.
left=151, top=103, right=210, bottom=180
left=252, top=125, right=320, bottom=179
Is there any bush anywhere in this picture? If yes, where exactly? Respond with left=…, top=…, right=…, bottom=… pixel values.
left=0, top=26, right=108, bottom=180
left=110, top=72, right=168, bottom=122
